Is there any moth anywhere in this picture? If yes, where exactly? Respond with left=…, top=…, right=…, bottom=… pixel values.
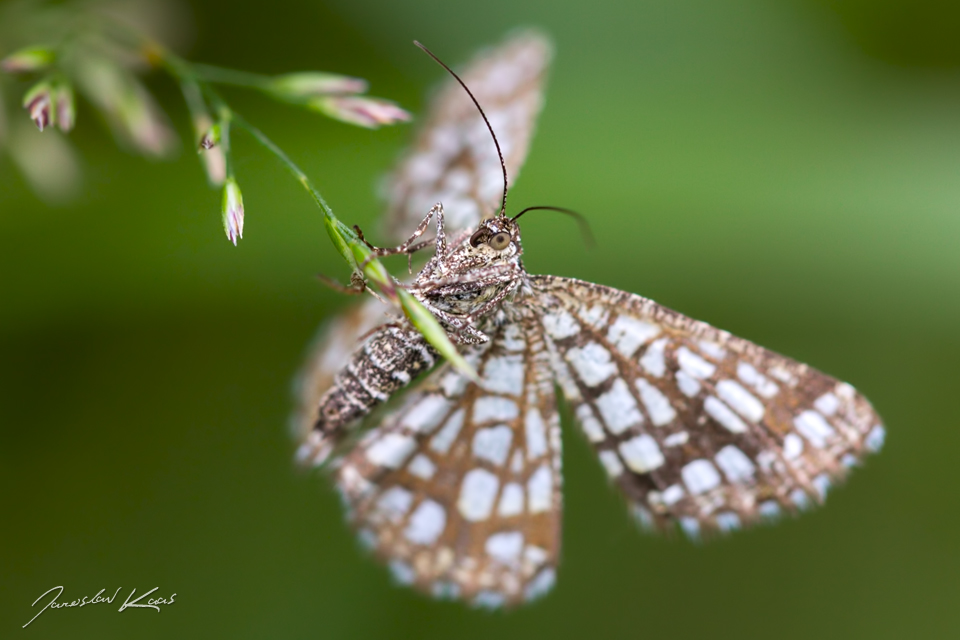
left=292, top=32, right=885, bottom=608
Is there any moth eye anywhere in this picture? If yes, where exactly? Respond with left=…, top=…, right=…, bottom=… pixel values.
left=489, top=232, right=511, bottom=251
left=469, top=230, right=485, bottom=247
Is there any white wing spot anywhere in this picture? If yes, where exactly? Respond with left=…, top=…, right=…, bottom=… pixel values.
left=458, top=468, right=500, bottom=521
left=698, top=340, right=727, bottom=361
left=527, top=464, right=553, bottom=513
left=582, top=304, right=610, bottom=329
left=565, top=341, right=618, bottom=387
left=375, top=486, right=414, bottom=523
left=677, top=346, right=716, bottom=379
left=472, top=425, right=513, bottom=466
left=607, top=315, right=660, bottom=357
left=791, top=488, right=812, bottom=511
left=389, top=560, right=416, bottom=585
left=482, top=354, right=525, bottom=396
left=524, top=568, right=556, bottom=601
left=510, top=450, right=524, bottom=473
left=430, top=409, right=465, bottom=454
left=676, top=370, right=701, bottom=397
left=679, top=517, right=701, bottom=541
left=714, top=444, right=756, bottom=482
left=404, top=499, right=447, bottom=545
left=737, top=362, right=779, bottom=398
left=640, top=338, right=668, bottom=377
left=812, top=473, right=831, bottom=499
left=814, top=392, right=840, bottom=416
left=339, top=463, right=374, bottom=499
left=575, top=404, right=606, bottom=442
left=440, top=371, right=469, bottom=397
left=783, top=433, right=804, bottom=460
left=794, top=410, right=836, bottom=449
left=618, top=434, right=665, bottom=473
left=769, top=365, right=797, bottom=386
left=865, top=425, right=885, bottom=452
left=598, top=450, right=624, bottom=477
left=716, top=379, right=765, bottom=422
left=365, top=433, right=417, bottom=469
left=501, top=324, right=526, bottom=352
left=682, top=459, right=722, bottom=495
left=525, top=408, right=548, bottom=459
left=431, top=581, right=460, bottom=600
left=473, top=396, right=519, bottom=423
left=401, top=395, right=453, bottom=433
left=473, top=591, right=506, bottom=609
left=636, top=378, right=677, bottom=426
left=407, top=454, right=436, bottom=480
left=661, top=484, right=685, bottom=506
left=632, top=504, right=656, bottom=531
left=486, top=531, right=524, bottom=566
left=704, top=396, right=749, bottom=434
left=542, top=310, right=580, bottom=339
left=357, top=528, right=377, bottom=550
left=523, top=545, right=548, bottom=569
left=716, top=512, right=741, bottom=532
left=498, top=482, right=525, bottom=517
left=663, top=431, right=689, bottom=447
left=596, top=378, right=644, bottom=434
left=759, top=500, right=782, bottom=520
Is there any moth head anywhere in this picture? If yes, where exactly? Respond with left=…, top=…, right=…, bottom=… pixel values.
left=467, top=216, right=522, bottom=258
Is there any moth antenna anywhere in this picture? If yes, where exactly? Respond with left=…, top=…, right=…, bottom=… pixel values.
left=414, top=40, right=509, bottom=218
left=512, top=205, right=596, bottom=247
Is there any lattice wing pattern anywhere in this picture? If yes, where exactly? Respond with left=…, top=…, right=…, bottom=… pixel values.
left=382, top=31, right=553, bottom=242
left=335, top=315, right=562, bottom=607
left=530, top=275, right=885, bottom=538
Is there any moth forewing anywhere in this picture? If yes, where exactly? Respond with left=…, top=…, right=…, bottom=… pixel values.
left=336, top=314, right=562, bottom=607
left=529, top=275, right=884, bottom=538
left=383, top=31, right=553, bottom=242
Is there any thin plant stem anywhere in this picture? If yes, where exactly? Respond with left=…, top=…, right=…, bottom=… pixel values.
left=190, top=64, right=272, bottom=91
left=101, top=31, right=476, bottom=378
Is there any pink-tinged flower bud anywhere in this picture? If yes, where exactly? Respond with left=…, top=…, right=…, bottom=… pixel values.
left=198, top=123, right=221, bottom=150
left=192, top=115, right=225, bottom=186
left=222, top=178, right=244, bottom=245
left=269, top=72, right=368, bottom=98
left=22, top=82, right=54, bottom=131
left=119, top=84, right=176, bottom=157
left=74, top=59, right=175, bottom=157
left=311, top=96, right=412, bottom=129
left=55, top=84, right=75, bottom=133
left=1, top=46, right=55, bottom=74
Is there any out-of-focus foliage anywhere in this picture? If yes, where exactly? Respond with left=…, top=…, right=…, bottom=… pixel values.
left=2, top=1, right=959, bottom=639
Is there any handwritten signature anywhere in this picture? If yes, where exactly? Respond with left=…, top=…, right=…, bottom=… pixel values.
left=23, top=585, right=176, bottom=628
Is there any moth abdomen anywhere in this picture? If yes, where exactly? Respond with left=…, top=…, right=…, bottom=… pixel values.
left=300, top=323, right=438, bottom=466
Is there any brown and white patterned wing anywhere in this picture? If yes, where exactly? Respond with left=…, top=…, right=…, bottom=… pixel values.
left=530, top=275, right=885, bottom=539
left=291, top=297, right=392, bottom=442
left=382, top=31, right=553, bottom=242
left=335, top=316, right=561, bottom=607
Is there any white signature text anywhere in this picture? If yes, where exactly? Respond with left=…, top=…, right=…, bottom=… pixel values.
left=23, top=585, right=176, bottom=628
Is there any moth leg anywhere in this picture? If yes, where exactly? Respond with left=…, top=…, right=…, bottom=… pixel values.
left=357, top=203, right=444, bottom=273
left=462, top=281, right=521, bottom=323
left=417, top=301, right=490, bottom=345
left=316, top=271, right=389, bottom=305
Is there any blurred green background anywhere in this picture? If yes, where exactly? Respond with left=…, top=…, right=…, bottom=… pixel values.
left=2, top=0, right=959, bottom=637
